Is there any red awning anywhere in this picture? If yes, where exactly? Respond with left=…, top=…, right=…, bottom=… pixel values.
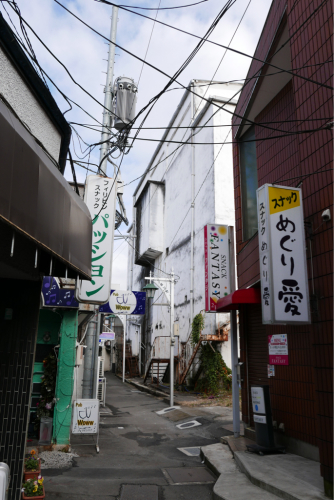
left=216, top=288, right=261, bottom=312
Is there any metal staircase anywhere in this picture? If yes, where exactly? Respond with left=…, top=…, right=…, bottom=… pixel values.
left=144, top=358, right=170, bottom=385
left=144, top=336, right=172, bottom=386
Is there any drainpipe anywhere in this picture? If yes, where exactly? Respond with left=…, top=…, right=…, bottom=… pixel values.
left=190, top=80, right=196, bottom=325
left=131, top=199, right=136, bottom=289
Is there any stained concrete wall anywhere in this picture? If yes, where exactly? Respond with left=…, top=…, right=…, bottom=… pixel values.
left=0, top=46, right=61, bottom=162
left=126, top=81, right=242, bottom=371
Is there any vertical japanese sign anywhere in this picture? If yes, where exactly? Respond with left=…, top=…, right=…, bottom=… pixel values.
left=76, top=175, right=116, bottom=304
left=204, top=224, right=230, bottom=312
left=257, top=184, right=310, bottom=324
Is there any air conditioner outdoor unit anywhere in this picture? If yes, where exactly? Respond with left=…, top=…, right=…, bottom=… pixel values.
left=98, top=357, right=104, bottom=377
left=96, top=357, right=106, bottom=406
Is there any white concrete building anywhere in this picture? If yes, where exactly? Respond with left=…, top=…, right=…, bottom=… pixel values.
left=126, top=80, right=242, bottom=378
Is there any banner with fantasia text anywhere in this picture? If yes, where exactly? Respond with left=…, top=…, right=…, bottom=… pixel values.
left=204, top=224, right=231, bottom=312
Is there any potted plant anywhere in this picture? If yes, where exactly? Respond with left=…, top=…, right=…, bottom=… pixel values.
left=23, top=451, right=41, bottom=481
left=21, top=476, right=45, bottom=499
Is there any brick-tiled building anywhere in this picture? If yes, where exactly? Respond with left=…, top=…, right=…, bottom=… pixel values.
left=218, top=0, right=332, bottom=496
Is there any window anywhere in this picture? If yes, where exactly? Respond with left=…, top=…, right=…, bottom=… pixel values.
left=239, top=126, right=258, bottom=241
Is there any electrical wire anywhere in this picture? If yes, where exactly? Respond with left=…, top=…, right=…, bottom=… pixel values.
left=116, top=228, right=180, bottom=278
left=69, top=113, right=333, bottom=132
left=76, top=0, right=237, bottom=223
left=54, top=0, right=332, bottom=167
left=136, top=0, right=162, bottom=90
left=3, top=1, right=128, bottom=128
left=96, top=0, right=332, bottom=90
left=119, top=0, right=208, bottom=9
left=125, top=127, right=330, bottom=144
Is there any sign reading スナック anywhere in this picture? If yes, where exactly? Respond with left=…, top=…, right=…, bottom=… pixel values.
left=76, top=175, right=116, bottom=304
left=256, top=184, right=310, bottom=324
left=72, top=400, right=99, bottom=434
left=268, top=334, right=288, bottom=365
left=204, top=224, right=230, bottom=312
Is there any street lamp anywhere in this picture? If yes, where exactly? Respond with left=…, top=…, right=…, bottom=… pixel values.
left=143, top=270, right=176, bottom=407
left=143, top=282, right=159, bottom=300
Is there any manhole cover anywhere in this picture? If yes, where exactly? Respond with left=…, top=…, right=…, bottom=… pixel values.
left=176, top=420, right=202, bottom=429
left=156, top=406, right=180, bottom=415
left=120, top=485, right=158, bottom=500
left=178, top=447, right=201, bottom=456
left=163, top=467, right=215, bottom=484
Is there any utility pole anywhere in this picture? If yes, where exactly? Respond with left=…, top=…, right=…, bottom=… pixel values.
left=100, top=6, right=119, bottom=175
left=229, top=226, right=240, bottom=438
left=82, top=308, right=98, bottom=398
left=82, top=7, right=118, bottom=399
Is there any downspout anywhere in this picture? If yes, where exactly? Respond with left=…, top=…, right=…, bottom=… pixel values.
left=190, top=80, right=196, bottom=326
left=131, top=198, right=136, bottom=289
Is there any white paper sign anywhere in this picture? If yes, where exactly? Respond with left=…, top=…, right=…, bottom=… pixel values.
left=76, top=175, right=116, bottom=304
left=254, top=415, right=267, bottom=424
left=204, top=224, right=230, bottom=312
left=72, top=399, right=99, bottom=434
left=251, top=387, right=266, bottom=414
left=257, top=184, right=310, bottom=324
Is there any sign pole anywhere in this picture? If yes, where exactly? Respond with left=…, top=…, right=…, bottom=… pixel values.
left=122, top=316, right=126, bottom=383
left=170, top=270, right=175, bottom=407
left=229, top=227, right=240, bottom=438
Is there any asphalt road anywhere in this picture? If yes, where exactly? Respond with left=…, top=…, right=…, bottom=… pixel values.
left=44, top=373, right=233, bottom=500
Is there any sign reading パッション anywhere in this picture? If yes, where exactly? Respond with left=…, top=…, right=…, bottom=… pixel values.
left=257, top=184, right=310, bottom=324
left=204, top=224, right=230, bottom=312
left=72, top=400, right=99, bottom=434
left=76, top=176, right=116, bottom=304
left=268, top=334, right=288, bottom=365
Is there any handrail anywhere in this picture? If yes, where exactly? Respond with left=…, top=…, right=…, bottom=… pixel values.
left=144, top=335, right=171, bottom=378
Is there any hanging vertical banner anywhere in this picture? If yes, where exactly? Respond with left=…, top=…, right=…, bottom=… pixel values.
left=257, top=184, right=310, bottom=324
left=204, top=224, right=230, bottom=312
left=76, top=175, right=116, bottom=304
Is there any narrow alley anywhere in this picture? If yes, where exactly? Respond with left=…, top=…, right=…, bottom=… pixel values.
left=44, top=374, right=233, bottom=500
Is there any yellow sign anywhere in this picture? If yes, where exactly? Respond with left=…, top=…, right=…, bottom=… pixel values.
left=268, top=187, right=300, bottom=214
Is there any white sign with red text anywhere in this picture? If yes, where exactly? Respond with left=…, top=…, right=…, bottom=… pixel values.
left=268, top=334, right=289, bottom=365
left=204, top=224, right=230, bottom=312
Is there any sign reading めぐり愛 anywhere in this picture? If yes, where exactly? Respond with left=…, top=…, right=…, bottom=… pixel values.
left=72, top=400, right=99, bottom=434
left=268, top=334, right=288, bottom=365
left=204, top=224, right=230, bottom=312
left=257, top=184, right=310, bottom=324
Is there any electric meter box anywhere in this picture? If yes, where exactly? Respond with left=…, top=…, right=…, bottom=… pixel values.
left=113, top=77, right=137, bottom=130
left=251, top=385, right=275, bottom=449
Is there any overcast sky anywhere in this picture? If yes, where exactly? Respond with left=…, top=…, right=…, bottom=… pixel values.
left=1, top=0, right=271, bottom=288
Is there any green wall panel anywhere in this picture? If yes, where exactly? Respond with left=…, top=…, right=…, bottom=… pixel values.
left=53, top=310, right=78, bottom=445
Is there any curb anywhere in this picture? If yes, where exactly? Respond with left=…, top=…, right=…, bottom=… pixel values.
left=115, top=374, right=180, bottom=405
